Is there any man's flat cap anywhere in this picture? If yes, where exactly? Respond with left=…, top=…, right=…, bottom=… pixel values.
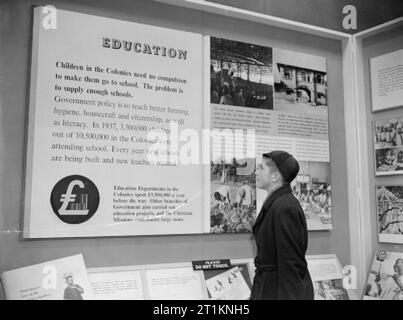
left=263, top=150, right=300, bottom=183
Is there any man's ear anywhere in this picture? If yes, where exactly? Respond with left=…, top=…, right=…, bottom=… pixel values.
left=272, top=171, right=280, bottom=182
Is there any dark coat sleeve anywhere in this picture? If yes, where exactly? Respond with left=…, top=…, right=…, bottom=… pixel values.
left=273, top=204, right=308, bottom=300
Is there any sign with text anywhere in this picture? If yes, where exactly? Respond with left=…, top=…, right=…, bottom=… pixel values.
left=23, top=7, right=206, bottom=238
left=370, top=49, right=403, bottom=112
left=192, top=259, right=232, bottom=271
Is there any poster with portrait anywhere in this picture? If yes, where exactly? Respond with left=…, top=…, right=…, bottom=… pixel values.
left=364, top=250, right=403, bottom=300
left=1, top=254, right=94, bottom=300
left=373, top=117, right=403, bottom=176
left=376, top=185, right=403, bottom=244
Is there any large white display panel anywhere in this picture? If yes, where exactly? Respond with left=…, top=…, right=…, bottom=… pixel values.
left=24, top=6, right=337, bottom=238
left=24, top=7, right=206, bottom=238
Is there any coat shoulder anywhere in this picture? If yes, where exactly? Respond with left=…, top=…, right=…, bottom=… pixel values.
left=271, top=192, right=301, bottom=211
left=271, top=193, right=304, bottom=220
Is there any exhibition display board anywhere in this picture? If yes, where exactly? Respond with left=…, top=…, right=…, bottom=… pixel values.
left=353, top=18, right=403, bottom=297
left=5, top=0, right=403, bottom=300
left=23, top=7, right=333, bottom=238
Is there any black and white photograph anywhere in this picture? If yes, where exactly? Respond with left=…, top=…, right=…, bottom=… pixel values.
left=375, top=146, right=403, bottom=175
left=210, top=158, right=256, bottom=233
left=63, top=272, right=85, bottom=300
left=210, top=37, right=273, bottom=110
left=203, top=263, right=252, bottom=300
left=274, top=48, right=328, bottom=115
left=376, top=185, right=403, bottom=244
left=291, top=161, right=332, bottom=230
left=373, top=118, right=403, bottom=148
left=364, top=251, right=403, bottom=300
left=313, top=279, right=349, bottom=300
left=373, top=118, right=403, bottom=175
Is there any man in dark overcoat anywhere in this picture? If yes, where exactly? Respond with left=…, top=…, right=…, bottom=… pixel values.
left=250, top=151, right=314, bottom=300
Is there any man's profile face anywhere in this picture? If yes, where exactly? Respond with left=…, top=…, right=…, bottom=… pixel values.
left=66, top=276, right=74, bottom=285
left=256, top=157, right=277, bottom=190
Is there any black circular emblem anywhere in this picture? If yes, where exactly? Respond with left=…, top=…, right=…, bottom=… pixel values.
left=50, top=175, right=99, bottom=224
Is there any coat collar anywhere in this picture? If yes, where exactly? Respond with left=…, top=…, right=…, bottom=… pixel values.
left=253, top=184, right=292, bottom=232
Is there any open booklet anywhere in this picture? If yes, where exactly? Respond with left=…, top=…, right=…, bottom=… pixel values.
left=23, top=7, right=332, bottom=239
left=1, top=254, right=94, bottom=300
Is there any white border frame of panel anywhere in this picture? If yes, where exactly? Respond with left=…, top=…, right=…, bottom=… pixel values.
left=155, top=0, right=403, bottom=298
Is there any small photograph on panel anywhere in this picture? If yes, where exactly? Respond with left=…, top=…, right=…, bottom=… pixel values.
left=375, top=146, right=403, bottom=175
left=376, top=185, right=403, bottom=244
left=364, top=250, right=403, bottom=300
left=291, top=161, right=332, bottom=230
left=373, top=117, right=403, bottom=148
left=313, top=279, right=349, bottom=300
left=210, top=158, right=256, bottom=233
left=204, top=264, right=252, bottom=300
left=273, top=48, right=327, bottom=115
left=373, top=118, right=403, bottom=176
left=210, top=37, right=273, bottom=110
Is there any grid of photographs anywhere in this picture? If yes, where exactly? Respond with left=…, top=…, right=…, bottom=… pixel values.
left=210, top=36, right=332, bottom=232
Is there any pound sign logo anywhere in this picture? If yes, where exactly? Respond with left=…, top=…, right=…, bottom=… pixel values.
left=50, top=175, right=99, bottom=224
